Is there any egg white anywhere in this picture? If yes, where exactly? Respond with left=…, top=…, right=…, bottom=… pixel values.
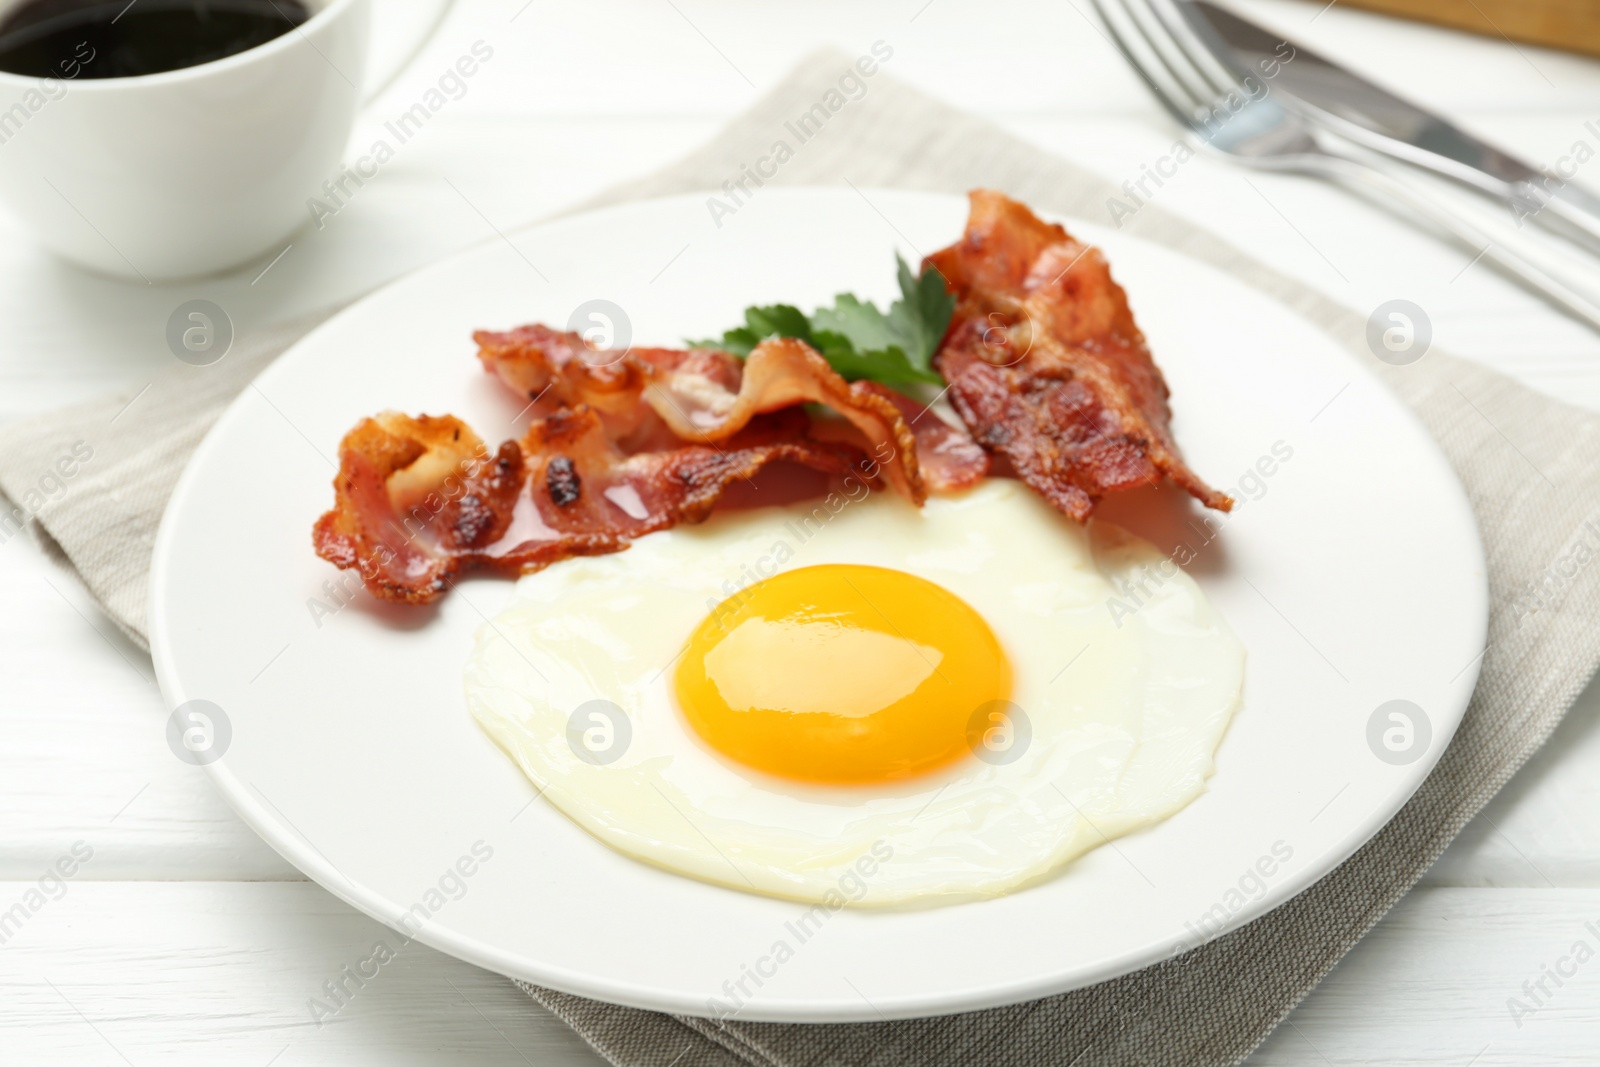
left=465, top=479, right=1244, bottom=905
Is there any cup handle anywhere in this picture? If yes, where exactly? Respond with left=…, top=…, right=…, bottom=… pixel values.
left=361, top=0, right=459, bottom=105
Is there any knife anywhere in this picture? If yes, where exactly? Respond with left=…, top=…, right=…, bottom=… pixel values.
left=1179, top=0, right=1600, bottom=258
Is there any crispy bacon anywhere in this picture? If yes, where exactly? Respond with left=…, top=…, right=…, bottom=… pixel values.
left=473, top=324, right=737, bottom=449
left=319, top=190, right=1230, bottom=604
left=475, top=328, right=927, bottom=505
left=857, top=381, right=988, bottom=493
left=927, top=190, right=1231, bottom=521
left=312, top=409, right=865, bottom=604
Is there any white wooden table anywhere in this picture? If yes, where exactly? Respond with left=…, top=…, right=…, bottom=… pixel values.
left=4, top=2, right=1600, bottom=1063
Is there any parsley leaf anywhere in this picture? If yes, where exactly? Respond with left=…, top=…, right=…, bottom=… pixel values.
left=690, top=255, right=954, bottom=391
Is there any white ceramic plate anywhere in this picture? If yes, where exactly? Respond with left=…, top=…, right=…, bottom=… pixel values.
left=149, top=189, right=1487, bottom=1022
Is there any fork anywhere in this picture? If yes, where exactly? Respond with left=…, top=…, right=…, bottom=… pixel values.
left=1089, top=0, right=1600, bottom=333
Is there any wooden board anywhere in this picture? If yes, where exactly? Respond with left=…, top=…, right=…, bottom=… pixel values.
left=1338, top=0, right=1600, bottom=58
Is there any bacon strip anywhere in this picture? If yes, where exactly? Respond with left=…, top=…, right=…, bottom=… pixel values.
left=473, top=324, right=737, bottom=450
left=331, top=191, right=1239, bottom=603
left=857, top=381, right=988, bottom=493
left=313, top=408, right=864, bottom=604
left=927, top=190, right=1231, bottom=521
left=475, top=328, right=927, bottom=505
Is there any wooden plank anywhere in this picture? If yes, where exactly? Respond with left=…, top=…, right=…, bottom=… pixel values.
left=1246, top=888, right=1600, bottom=1065
left=1339, top=0, right=1600, bottom=59
left=0, top=547, right=300, bottom=881
left=0, top=881, right=607, bottom=1066
left=417, top=0, right=1600, bottom=115
left=4, top=881, right=1600, bottom=1064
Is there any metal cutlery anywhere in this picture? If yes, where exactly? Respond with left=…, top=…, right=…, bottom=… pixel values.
left=1182, top=0, right=1600, bottom=260
left=1090, top=0, right=1600, bottom=331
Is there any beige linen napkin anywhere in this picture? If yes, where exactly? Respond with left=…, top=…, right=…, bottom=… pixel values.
left=3, top=52, right=1599, bottom=1067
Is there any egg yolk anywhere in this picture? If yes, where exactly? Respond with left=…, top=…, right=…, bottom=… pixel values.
left=674, top=564, right=1012, bottom=784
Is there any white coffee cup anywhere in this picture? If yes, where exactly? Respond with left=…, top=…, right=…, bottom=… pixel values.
left=0, top=0, right=369, bottom=281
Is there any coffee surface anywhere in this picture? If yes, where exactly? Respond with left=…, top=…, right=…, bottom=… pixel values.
left=0, top=0, right=312, bottom=79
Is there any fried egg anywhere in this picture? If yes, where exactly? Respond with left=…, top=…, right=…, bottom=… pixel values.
left=465, top=479, right=1244, bottom=905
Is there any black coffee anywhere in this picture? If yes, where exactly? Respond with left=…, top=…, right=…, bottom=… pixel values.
left=0, top=0, right=311, bottom=79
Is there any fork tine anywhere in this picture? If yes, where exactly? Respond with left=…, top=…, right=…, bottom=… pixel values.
left=1140, top=0, right=1243, bottom=101
left=1116, top=0, right=1225, bottom=114
left=1087, top=0, right=1206, bottom=133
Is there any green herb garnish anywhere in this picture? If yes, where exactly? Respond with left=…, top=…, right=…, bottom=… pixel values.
left=690, top=255, right=954, bottom=391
